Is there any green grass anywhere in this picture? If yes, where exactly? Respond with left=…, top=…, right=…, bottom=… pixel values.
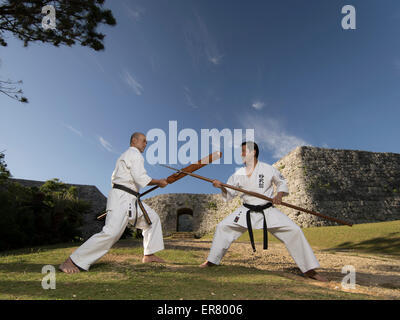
left=0, top=243, right=373, bottom=300
left=1, top=220, right=398, bottom=300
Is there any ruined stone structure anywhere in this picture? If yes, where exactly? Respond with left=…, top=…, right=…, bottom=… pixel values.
left=12, top=146, right=400, bottom=239
left=272, top=146, right=400, bottom=227
left=142, top=193, right=241, bottom=238
left=143, top=146, right=400, bottom=236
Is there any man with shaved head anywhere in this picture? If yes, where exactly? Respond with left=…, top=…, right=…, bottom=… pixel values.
left=60, top=132, right=168, bottom=273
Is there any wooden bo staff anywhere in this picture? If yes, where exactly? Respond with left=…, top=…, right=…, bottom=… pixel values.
left=160, top=165, right=353, bottom=227
left=96, top=151, right=222, bottom=220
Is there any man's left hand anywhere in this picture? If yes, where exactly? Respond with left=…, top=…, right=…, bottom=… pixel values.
left=272, top=194, right=283, bottom=205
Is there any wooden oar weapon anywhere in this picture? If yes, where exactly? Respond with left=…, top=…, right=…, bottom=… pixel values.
left=160, top=164, right=353, bottom=227
left=96, top=151, right=222, bottom=220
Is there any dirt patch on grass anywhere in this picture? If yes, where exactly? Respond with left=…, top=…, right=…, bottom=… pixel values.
left=160, top=239, right=400, bottom=299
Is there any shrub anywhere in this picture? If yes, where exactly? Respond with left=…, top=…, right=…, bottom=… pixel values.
left=0, top=153, right=90, bottom=251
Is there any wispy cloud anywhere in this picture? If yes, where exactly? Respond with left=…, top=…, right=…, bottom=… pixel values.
left=122, top=70, right=144, bottom=96
left=149, top=54, right=159, bottom=73
left=252, top=101, right=265, bottom=110
left=63, top=124, right=82, bottom=137
left=183, top=86, right=198, bottom=109
left=239, top=114, right=311, bottom=159
left=89, top=53, right=105, bottom=74
left=123, top=3, right=145, bottom=22
left=184, top=12, right=224, bottom=66
left=208, top=54, right=224, bottom=66
left=98, top=136, right=113, bottom=152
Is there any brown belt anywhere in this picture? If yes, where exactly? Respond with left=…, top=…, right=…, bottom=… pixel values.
left=113, top=184, right=152, bottom=226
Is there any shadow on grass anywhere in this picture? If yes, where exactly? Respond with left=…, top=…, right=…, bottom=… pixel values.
left=0, top=242, right=83, bottom=257
left=318, top=268, right=400, bottom=291
left=113, top=238, right=212, bottom=253
left=323, top=234, right=400, bottom=256
left=0, top=238, right=212, bottom=259
left=0, top=262, right=48, bottom=273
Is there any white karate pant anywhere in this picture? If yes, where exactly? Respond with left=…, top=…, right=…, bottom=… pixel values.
left=70, top=189, right=164, bottom=271
left=207, top=206, right=320, bottom=273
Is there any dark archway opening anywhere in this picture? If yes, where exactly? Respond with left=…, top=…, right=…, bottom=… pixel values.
left=176, top=208, right=194, bottom=232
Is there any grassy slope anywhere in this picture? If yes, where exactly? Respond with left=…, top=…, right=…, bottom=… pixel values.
left=235, top=220, right=400, bottom=256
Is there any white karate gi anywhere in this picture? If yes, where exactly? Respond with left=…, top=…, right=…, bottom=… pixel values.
left=207, top=161, right=320, bottom=273
left=70, top=146, right=164, bottom=271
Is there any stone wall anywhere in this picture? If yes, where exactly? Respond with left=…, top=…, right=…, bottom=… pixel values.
left=143, top=146, right=400, bottom=234
left=11, top=146, right=400, bottom=237
left=272, top=146, right=400, bottom=227
left=143, top=193, right=242, bottom=237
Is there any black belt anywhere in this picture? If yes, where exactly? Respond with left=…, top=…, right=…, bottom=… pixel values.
left=243, top=202, right=273, bottom=252
left=112, top=184, right=152, bottom=227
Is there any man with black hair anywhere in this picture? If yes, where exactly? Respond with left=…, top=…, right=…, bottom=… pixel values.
left=200, top=141, right=327, bottom=282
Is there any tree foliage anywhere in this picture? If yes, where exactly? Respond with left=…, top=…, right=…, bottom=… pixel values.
left=0, top=79, right=28, bottom=103
left=0, top=0, right=116, bottom=50
left=0, top=153, right=92, bottom=251
left=0, top=0, right=116, bottom=103
left=0, top=151, right=11, bottom=183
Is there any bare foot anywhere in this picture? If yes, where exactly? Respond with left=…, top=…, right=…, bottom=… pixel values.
left=142, top=255, right=166, bottom=263
left=304, top=269, right=328, bottom=282
left=199, top=261, right=216, bottom=268
left=59, top=257, right=81, bottom=274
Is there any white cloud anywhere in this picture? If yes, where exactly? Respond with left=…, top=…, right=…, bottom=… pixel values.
left=252, top=101, right=265, bottom=110
left=239, top=114, right=311, bottom=159
left=123, top=2, right=145, bottom=22
left=183, top=86, right=198, bottom=109
left=99, top=136, right=113, bottom=152
left=63, top=124, right=82, bottom=137
left=208, top=54, right=224, bottom=66
left=122, top=1, right=146, bottom=22
left=183, top=13, right=223, bottom=66
left=122, top=70, right=144, bottom=96
left=85, top=51, right=106, bottom=74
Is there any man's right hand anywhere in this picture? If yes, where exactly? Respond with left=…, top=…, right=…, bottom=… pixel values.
left=157, top=179, right=168, bottom=188
left=212, top=180, right=223, bottom=188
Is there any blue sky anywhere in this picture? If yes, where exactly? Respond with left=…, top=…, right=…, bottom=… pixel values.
left=1, top=0, right=400, bottom=197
